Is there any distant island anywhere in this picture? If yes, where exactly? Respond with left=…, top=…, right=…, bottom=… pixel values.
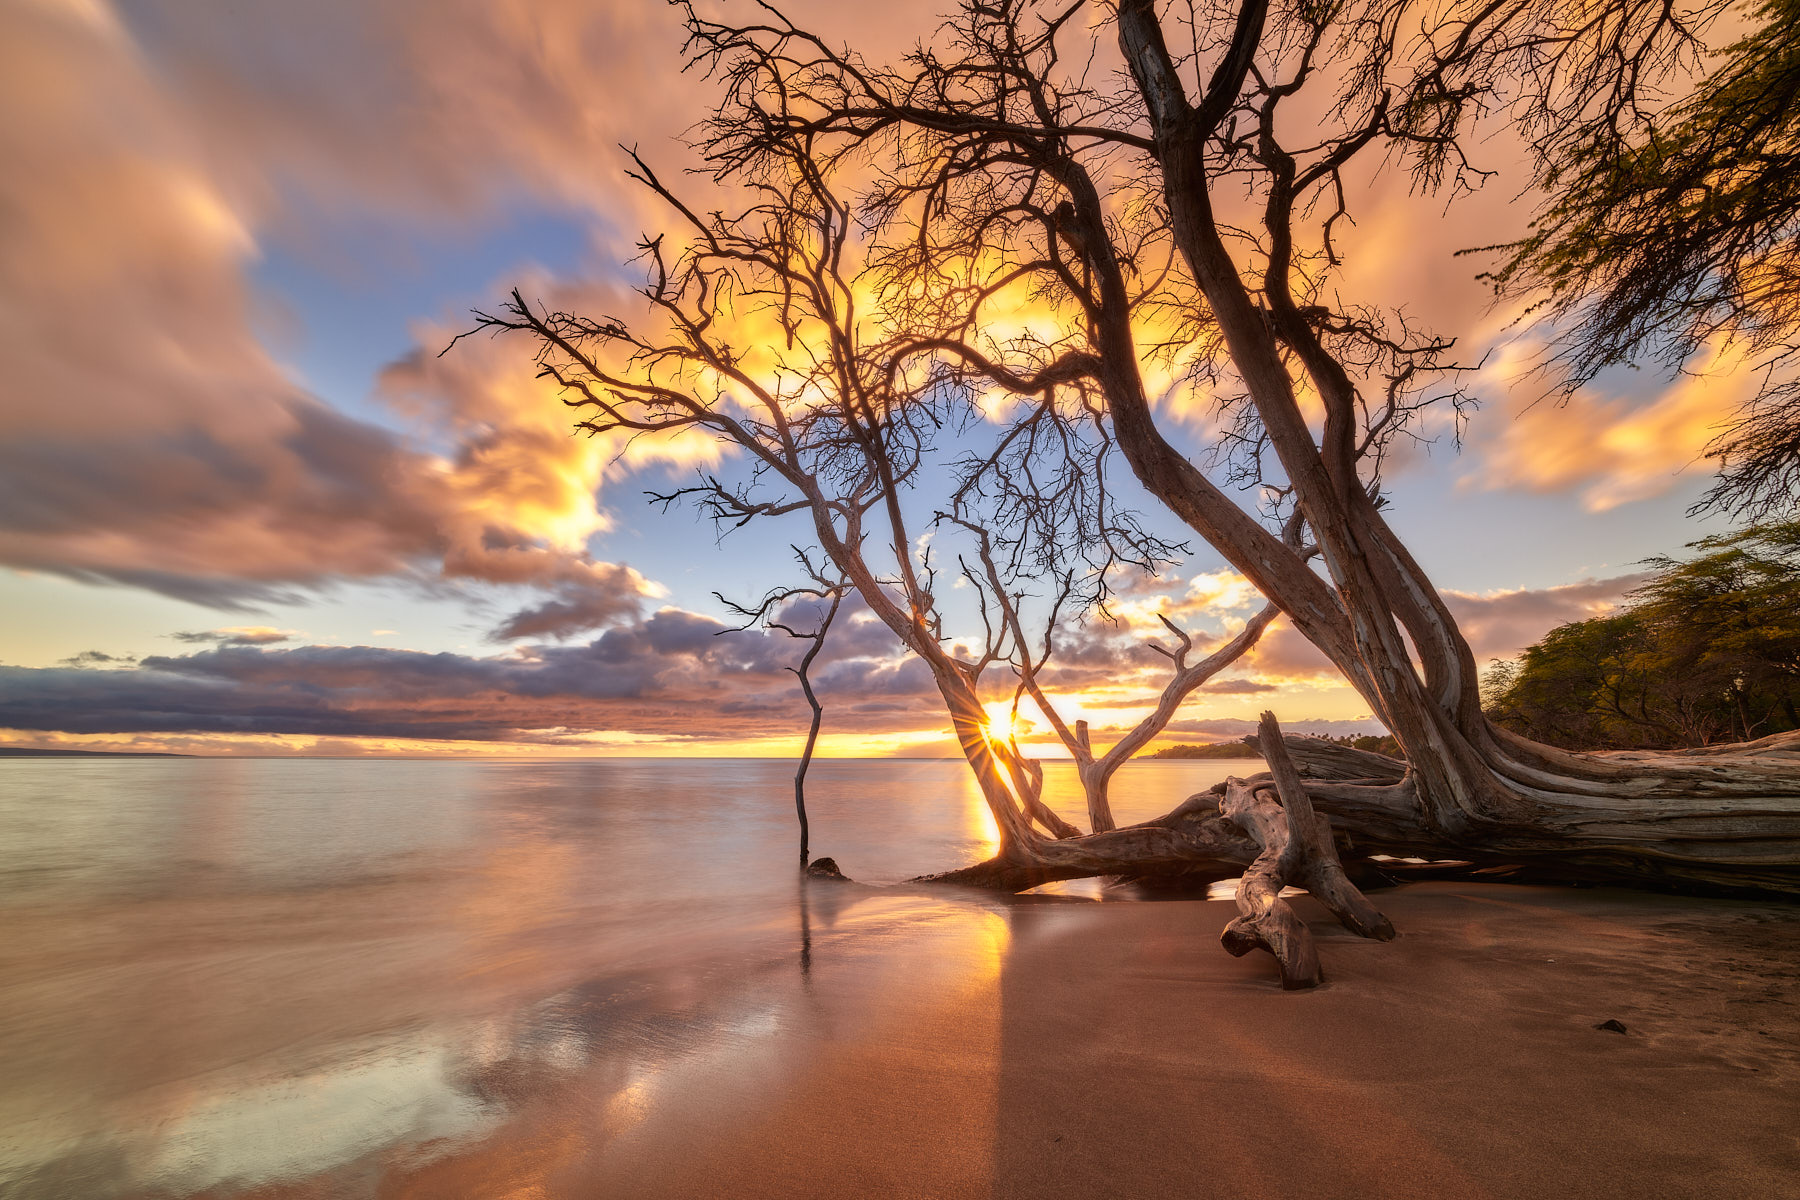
left=0, top=747, right=191, bottom=758
left=1148, top=742, right=1262, bottom=760
left=1149, top=734, right=1404, bottom=760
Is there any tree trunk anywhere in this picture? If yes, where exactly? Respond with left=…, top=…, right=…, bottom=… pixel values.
left=916, top=715, right=1396, bottom=988
left=790, top=592, right=843, bottom=866
left=1034, top=0, right=1800, bottom=899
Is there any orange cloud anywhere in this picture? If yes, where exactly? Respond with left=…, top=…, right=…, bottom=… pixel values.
left=0, top=0, right=699, bottom=635
left=1465, top=338, right=1756, bottom=510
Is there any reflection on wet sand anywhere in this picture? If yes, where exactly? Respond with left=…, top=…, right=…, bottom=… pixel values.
left=11, top=758, right=1790, bottom=1198
left=0, top=757, right=1062, bottom=1199
left=4, top=868, right=1019, bottom=1197
left=366, top=893, right=1013, bottom=1200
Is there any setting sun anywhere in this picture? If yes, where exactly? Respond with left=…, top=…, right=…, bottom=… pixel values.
left=981, top=700, right=1033, bottom=745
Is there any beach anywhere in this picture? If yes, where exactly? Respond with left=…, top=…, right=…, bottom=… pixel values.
left=2, top=759, right=1795, bottom=1198
left=354, top=883, right=1799, bottom=1200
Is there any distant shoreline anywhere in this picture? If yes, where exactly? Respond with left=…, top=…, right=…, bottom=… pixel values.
left=0, top=750, right=1251, bottom=762
left=0, top=747, right=192, bottom=758
left=1146, top=743, right=1264, bottom=760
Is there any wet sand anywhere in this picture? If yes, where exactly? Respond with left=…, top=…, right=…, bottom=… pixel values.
left=11, top=762, right=1794, bottom=1198
left=189, top=882, right=1798, bottom=1200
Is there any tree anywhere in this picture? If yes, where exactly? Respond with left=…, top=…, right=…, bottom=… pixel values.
left=951, top=513, right=1290, bottom=834
left=467, top=142, right=1309, bottom=858
left=656, top=0, right=1800, bottom=898
left=1482, top=611, right=1732, bottom=749
left=1487, top=522, right=1800, bottom=748
left=469, top=0, right=1800, bottom=981
left=467, top=131, right=1394, bottom=986
left=1634, top=522, right=1800, bottom=733
left=1492, top=0, right=1800, bottom=518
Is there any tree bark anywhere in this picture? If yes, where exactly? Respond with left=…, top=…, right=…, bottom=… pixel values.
left=1082, top=1, right=1800, bottom=897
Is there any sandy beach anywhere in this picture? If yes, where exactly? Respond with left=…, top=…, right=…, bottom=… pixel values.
left=192, top=881, right=1797, bottom=1200
left=3, top=762, right=1793, bottom=1200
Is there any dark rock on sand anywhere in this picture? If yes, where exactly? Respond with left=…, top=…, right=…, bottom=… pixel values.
left=805, top=857, right=850, bottom=881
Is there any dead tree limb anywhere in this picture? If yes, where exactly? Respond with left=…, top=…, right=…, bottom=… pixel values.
left=1218, top=713, right=1397, bottom=989
left=787, top=589, right=844, bottom=865
left=719, top=553, right=851, bottom=865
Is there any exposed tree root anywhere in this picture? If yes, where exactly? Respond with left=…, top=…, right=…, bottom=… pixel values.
left=913, top=715, right=1397, bottom=988
left=913, top=793, right=1260, bottom=892
left=905, top=711, right=1800, bottom=987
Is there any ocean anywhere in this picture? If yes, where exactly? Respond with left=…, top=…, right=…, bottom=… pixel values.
left=0, top=756, right=1242, bottom=1198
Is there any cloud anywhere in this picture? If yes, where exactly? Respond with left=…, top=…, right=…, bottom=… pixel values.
left=0, top=603, right=943, bottom=745
left=0, top=2, right=429, bottom=602
left=172, top=627, right=298, bottom=646
left=1463, top=339, right=1756, bottom=510
left=0, top=0, right=1732, bottom=756
left=0, top=1, right=684, bottom=637
left=1440, top=573, right=1647, bottom=661
left=1181, top=570, right=1262, bottom=614
left=1238, top=573, right=1647, bottom=681
left=58, top=651, right=134, bottom=669
left=117, top=0, right=701, bottom=229
left=1202, top=678, right=1278, bottom=694
left=490, top=576, right=652, bottom=641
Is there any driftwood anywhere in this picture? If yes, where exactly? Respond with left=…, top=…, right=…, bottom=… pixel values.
left=1246, top=734, right=1407, bottom=783
left=1216, top=713, right=1397, bottom=987
left=920, top=714, right=1397, bottom=988
left=915, top=789, right=1261, bottom=892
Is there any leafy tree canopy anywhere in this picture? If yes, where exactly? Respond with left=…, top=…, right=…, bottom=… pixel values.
left=1494, top=0, right=1800, bottom=517
left=1485, top=521, right=1800, bottom=748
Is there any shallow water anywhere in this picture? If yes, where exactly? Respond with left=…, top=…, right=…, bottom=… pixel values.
left=0, top=756, right=1240, bottom=1198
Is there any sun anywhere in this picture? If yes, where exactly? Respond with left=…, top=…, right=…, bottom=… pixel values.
left=981, top=699, right=1033, bottom=745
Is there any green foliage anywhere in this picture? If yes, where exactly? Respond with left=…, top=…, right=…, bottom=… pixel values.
left=1494, top=0, right=1800, bottom=516
left=1484, top=521, right=1800, bottom=748
left=1148, top=734, right=1402, bottom=760
left=1332, top=734, right=1404, bottom=758
left=1148, top=742, right=1261, bottom=760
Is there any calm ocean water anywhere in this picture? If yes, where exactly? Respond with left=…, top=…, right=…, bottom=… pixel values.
left=0, top=756, right=1241, bottom=1198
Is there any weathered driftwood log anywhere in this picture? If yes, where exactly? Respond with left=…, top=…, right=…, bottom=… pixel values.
left=1217, top=776, right=1321, bottom=988
left=913, top=730, right=1800, bottom=900
left=1216, top=713, right=1397, bottom=988
left=896, top=592, right=1800, bottom=904
left=914, top=789, right=1261, bottom=891
left=1245, top=733, right=1407, bottom=783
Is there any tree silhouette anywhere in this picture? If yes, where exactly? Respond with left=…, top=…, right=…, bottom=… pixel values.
left=467, top=0, right=1800, bottom=983
left=648, top=0, right=1800, bottom=905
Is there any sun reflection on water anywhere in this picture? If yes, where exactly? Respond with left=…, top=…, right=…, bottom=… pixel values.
left=959, top=767, right=1002, bottom=856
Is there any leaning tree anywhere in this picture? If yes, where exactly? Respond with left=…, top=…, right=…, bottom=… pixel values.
left=469, top=102, right=1402, bottom=981
left=468, top=136, right=1321, bottom=873
left=648, top=0, right=1800, bottom=898
left=469, top=0, right=1800, bottom=983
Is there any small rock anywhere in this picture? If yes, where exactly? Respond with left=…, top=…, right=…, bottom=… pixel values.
left=805, top=856, right=850, bottom=881
left=1594, top=1018, right=1628, bottom=1034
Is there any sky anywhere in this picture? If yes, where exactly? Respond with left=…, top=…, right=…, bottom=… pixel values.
left=0, top=0, right=1750, bottom=758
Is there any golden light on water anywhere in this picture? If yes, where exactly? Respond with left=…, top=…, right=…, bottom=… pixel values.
left=958, top=762, right=1003, bottom=853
